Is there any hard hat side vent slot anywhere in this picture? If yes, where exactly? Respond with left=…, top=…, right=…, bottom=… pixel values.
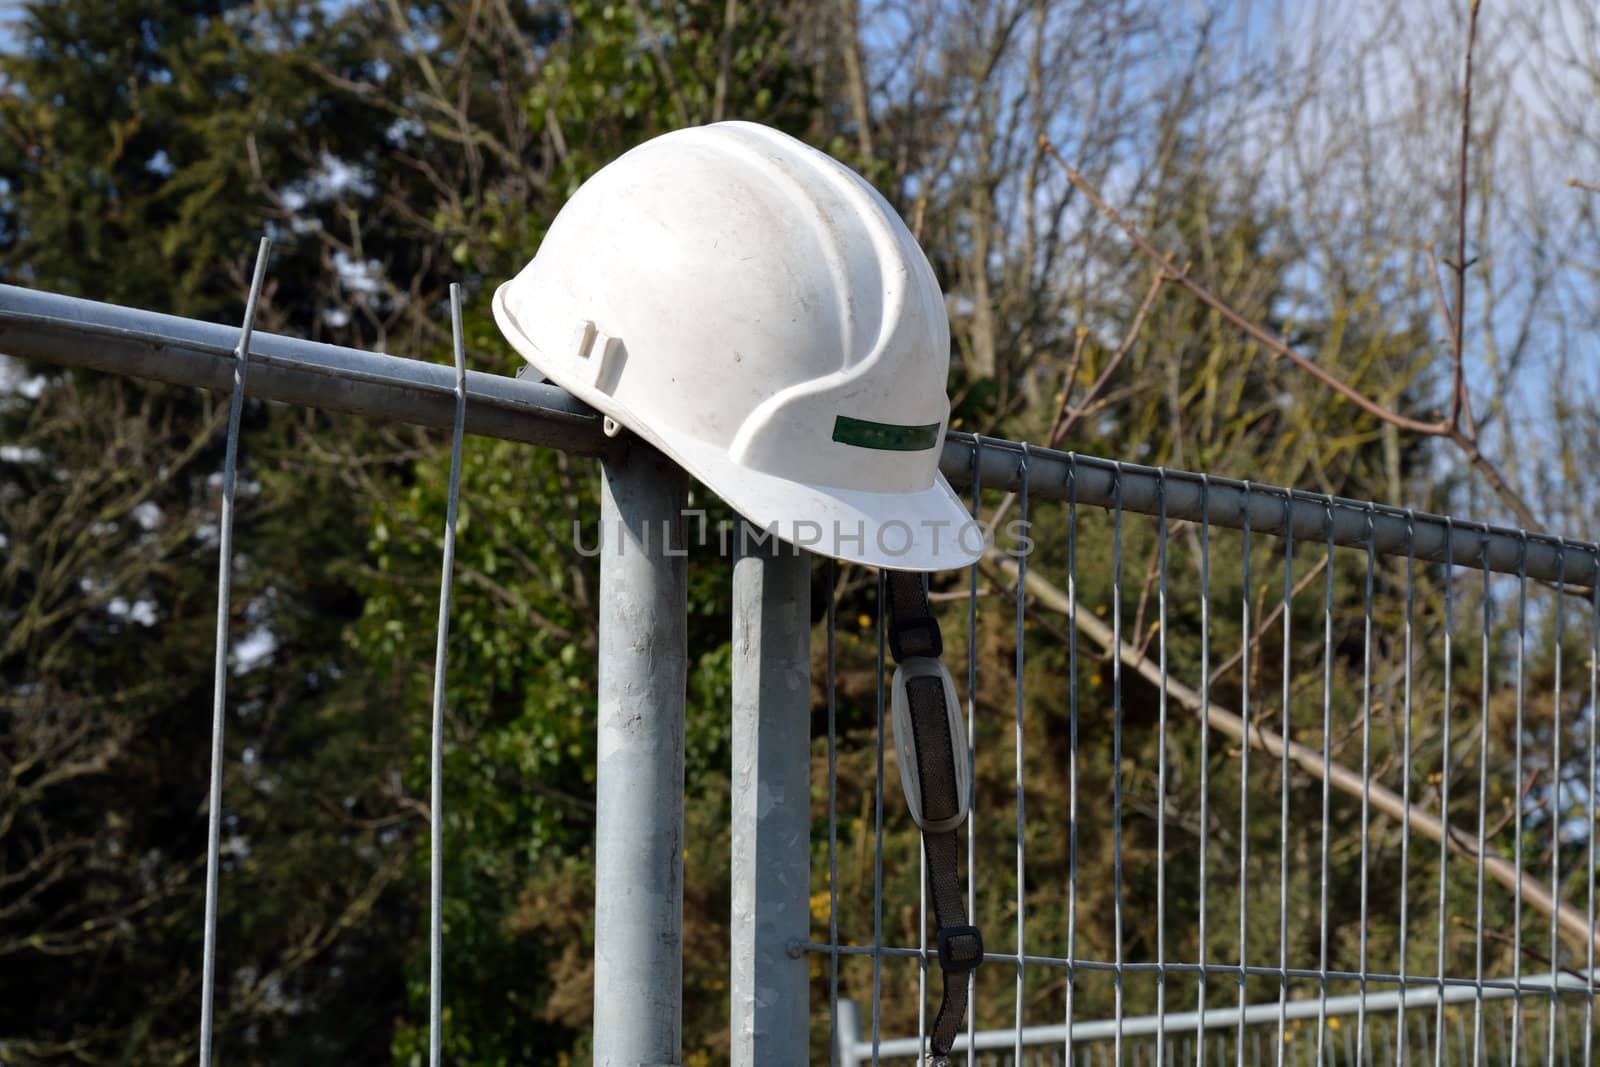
left=592, top=336, right=626, bottom=395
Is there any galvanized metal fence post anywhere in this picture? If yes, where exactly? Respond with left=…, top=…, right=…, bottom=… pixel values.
left=730, top=525, right=813, bottom=1065
left=593, top=442, right=689, bottom=1067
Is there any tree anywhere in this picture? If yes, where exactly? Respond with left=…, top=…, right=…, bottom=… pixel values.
left=1, top=2, right=442, bottom=1060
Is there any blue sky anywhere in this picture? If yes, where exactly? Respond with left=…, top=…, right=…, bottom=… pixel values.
left=0, top=1, right=20, bottom=52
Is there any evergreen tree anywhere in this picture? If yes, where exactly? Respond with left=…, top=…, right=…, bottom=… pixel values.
left=0, top=2, right=434, bottom=1061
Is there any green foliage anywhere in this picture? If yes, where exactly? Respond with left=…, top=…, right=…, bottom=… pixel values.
left=0, top=2, right=429, bottom=1061
left=0, top=378, right=417, bottom=1062
left=3, top=0, right=828, bottom=1057
left=312, top=3, right=826, bottom=1062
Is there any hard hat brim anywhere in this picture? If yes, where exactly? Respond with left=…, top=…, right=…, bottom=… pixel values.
left=649, top=420, right=984, bottom=572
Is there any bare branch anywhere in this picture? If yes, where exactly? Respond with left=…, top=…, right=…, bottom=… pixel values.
left=1041, top=137, right=1445, bottom=437
left=988, top=270, right=1166, bottom=534
left=1051, top=270, right=1167, bottom=449
left=1449, top=0, right=1481, bottom=434
left=1045, top=324, right=1090, bottom=445
left=1444, top=427, right=1539, bottom=530
left=1424, top=242, right=1472, bottom=435
left=1208, top=550, right=1331, bottom=689
left=837, top=0, right=874, bottom=160
left=712, top=0, right=739, bottom=122
left=624, top=0, right=693, bottom=127
left=1039, top=137, right=1543, bottom=531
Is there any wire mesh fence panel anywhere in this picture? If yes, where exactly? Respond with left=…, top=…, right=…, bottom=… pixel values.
left=7, top=284, right=1600, bottom=1065
left=810, top=445, right=1600, bottom=1066
left=0, top=281, right=663, bottom=1063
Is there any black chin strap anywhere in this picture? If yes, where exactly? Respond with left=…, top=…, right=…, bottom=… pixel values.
left=885, top=571, right=982, bottom=1064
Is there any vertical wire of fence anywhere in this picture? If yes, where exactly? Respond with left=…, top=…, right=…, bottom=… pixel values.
left=1318, top=498, right=1336, bottom=1067
left=1274, top=491, right=1294, bottom=1067
left=1587, top=577, right=1598, bottom=1067
left=425, top=284, right=469, bottom=1067
left=1394, top=511, right=1416, bottom=1067
left=1235, top=484, right=1252, bottom=1067
left=967, top=441, right=987, bottom=1066
left=829, top=556, right=842, bottom=1067
left=872, top=567, right=888, bottom=1062
left=1432, top=518, right=1455, bottom=1067
left=1156, top=472, right=1171, bottom=1067
left=819, top=442, right=1600, bottom=1067
left=1197, top=477, right=1212, bottom=1067
left=1355, top=503, right=1376, bottom=1066
left=1015, top=450, right=1032, bottom=1067
left=154, top=252, right=474, bottom=1065
left=196, top=239, right=272, bottom=1067
left=1064, top=456, right=1082, bottom=1067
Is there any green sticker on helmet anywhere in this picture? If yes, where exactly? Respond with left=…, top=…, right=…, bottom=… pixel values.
left=832, top=415, right=942, bottom=452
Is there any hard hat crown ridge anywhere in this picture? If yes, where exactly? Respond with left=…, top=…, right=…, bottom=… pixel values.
left=493, top=120, right=981, bottom=570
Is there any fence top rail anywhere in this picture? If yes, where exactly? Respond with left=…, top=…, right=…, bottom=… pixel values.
left=4, top=283, right=1591, bottom=585
left=0, top=282, right=616, bottom=456
left=942, top=432, right=1599, bottom=588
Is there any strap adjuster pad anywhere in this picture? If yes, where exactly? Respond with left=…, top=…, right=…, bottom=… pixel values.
left=889, top=616, right=943, bottom=662
left=890, top=659, right=971, bottom=833
left=935, top=924, right=984, bottom=974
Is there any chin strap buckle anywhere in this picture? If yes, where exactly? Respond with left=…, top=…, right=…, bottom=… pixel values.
left=935, top=924, right=984, bottom=973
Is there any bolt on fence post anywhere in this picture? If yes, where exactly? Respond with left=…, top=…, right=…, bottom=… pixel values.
left=730, top=523, right=812, bottom=1066
left=593, top=442, right=689, bottom=1067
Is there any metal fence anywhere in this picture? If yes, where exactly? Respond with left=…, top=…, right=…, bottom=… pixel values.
left=805, top=444, right=1600, bottom=1067
left=3, top=271, right=1598, bottom=1067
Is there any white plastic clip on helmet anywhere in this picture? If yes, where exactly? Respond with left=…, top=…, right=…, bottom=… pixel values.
left=492, top=120, right=980, bottom=571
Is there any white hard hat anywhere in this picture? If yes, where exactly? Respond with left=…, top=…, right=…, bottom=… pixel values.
left=492, top=120, right=981, bottom=570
